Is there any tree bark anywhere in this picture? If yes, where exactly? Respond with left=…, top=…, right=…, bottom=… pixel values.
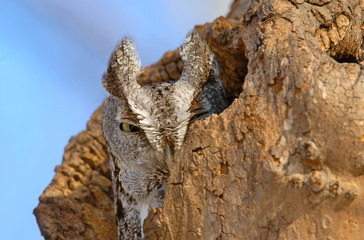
left=34, top=0, right=364, bottom=239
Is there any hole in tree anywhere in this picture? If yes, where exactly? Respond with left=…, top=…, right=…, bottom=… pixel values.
left=333, top=52, right=360, bottom=64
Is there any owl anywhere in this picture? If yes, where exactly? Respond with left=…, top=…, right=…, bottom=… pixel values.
left=102, top=31, right=228, bottom=239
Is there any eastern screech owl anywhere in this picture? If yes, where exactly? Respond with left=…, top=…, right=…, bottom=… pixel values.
left=102, top=32, right=228, bottom=239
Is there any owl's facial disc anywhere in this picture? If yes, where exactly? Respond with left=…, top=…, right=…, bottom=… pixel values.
left=123, top=81, right=193, bottom=168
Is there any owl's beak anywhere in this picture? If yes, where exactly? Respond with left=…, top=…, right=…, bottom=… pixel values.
left=165, top=144, right=174, bottom=169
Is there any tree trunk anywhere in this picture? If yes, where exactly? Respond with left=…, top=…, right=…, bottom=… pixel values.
left=34, top=0, right=364, bottom=239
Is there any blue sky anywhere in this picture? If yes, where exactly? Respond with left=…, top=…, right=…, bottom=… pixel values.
left=0, top=0, right=231, bottom=239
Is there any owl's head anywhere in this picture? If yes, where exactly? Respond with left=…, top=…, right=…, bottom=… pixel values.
left=102, top=32, right=217, bottom=168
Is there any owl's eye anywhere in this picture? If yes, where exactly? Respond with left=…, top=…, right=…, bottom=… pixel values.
left=190, top=111, right=209, bottom=121
left=119, top=123, right=140, bottom=132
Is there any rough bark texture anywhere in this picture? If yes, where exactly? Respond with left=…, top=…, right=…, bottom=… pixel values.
left=34, top=0, right=364, bottom=239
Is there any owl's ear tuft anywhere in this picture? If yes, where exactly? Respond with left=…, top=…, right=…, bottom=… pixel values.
left=103, top=37, right=142, bottom=97
left=209, top=55, right=220, bottom=78
left=102, top=73, right=121, bottom=97
left=178, top=31, right=215, bottom=95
